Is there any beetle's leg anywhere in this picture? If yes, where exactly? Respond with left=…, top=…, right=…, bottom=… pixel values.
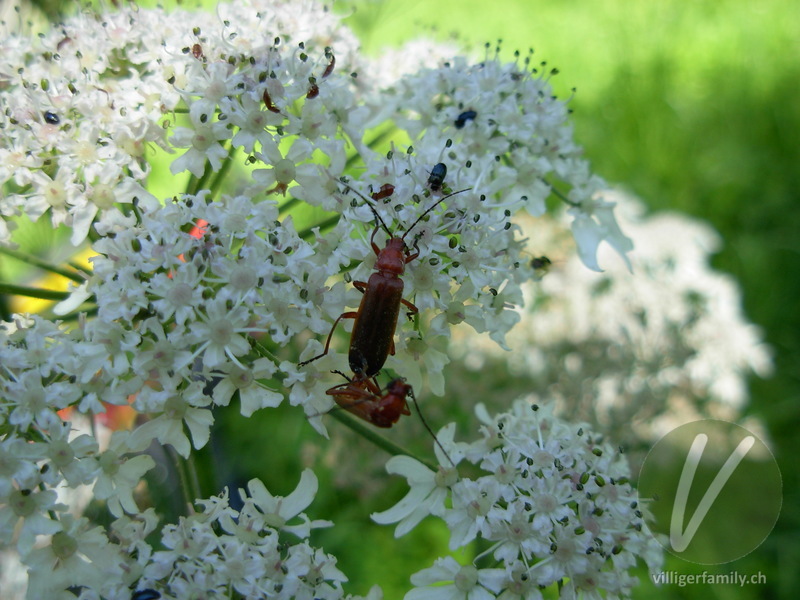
left=327, top=381, right=383, bottom=426
left=365, top=376, right=382, bottom=395
left=325, top=380, right=353, bottom=396
left=405, top=237, right=421, bottom=263
left=330, top=369, right=353, bottom=382
left=326, top=382, right=371, bottom=401
left=298, top=311, right=358, bottom=366
left=352, top=280, right=368, bottom=294
left=401, top=297, right=418, bottom=321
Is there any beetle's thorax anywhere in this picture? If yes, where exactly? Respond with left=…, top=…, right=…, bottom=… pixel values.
left=374, top=237, right=407, bottom=276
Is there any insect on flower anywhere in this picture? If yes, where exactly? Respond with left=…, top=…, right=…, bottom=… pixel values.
left=131, top=590, right=161, bottom=600
left=324, top=370, right=454, bottom=463
left=262, top=88, right=281, bottom=113
left=306, top=77, right=320, bottom=99
left=370, top=183, right=395, bottom=202
left=322, top=48, right=336, bottom=78
left=326, top=370, right=411, bottom=428
left=454, top=109, right=477, bottom=129
left=427, top=162, right=447, bottom=192
left=299, top=183, right=471, bottom=380
left=529, top=255, right=554, bottom=282
left=530, top=255, right=552, bottom=271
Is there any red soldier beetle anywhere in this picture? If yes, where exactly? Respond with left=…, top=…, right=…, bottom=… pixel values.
left=326, top=370, right=411, bottom=428
left=298, top=183, right=471, bottom=380
left=324, top=370, right=454, bottom=464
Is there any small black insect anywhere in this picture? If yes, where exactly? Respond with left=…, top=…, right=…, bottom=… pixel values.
left=454, top=110, right=477, bottom=129
left=427, top=162, right=447, bottom=192
left=531, top=256, right=552, bottom=270
left=132, top=590, right=161, bottom=600
left=43, top=111, right=60, bottom=125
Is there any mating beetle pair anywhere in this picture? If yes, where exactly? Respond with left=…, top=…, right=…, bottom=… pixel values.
left=300, top=168, right=468, bottom=434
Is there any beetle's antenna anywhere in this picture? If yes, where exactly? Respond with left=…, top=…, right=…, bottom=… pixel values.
left=402, top=187, right=472, bottom=241
left=408, top=387, right=455, bottom=467
left=338, top=179, right=393, bottom=238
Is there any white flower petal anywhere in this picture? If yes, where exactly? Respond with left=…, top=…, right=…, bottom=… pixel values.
left=386, top=455, right=434, bottom=482
left=53, top=282, right=92, bottom=315
left=371, top=484, right=432, bottom=524
left=280, top=468, right=318, bottom=519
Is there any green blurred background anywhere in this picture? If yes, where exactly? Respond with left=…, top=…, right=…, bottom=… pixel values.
left=15, top=0, right=799, bottom=598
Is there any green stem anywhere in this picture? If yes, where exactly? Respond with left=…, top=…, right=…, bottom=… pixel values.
left=278, top=196, right=301, bottom=215
left=187, top=161, right=214, bottom=198
left=0, top=246, right=85, bottom=282
left=329, top=409, right=437, bottom=471
left=167, top=444, right=200, bottom=515
left=187, top=141, right=235, bottom=198
left=0, top=283, right=70, bottom=301
left=206, top=143, right=236, bottom=197
left=67, top=260, right=93, bottom=276
left=541, top=177, right=580, bottom=207
left=184, top=452, right=203, bottom=506
left=250, top=337, right=281, bottom=364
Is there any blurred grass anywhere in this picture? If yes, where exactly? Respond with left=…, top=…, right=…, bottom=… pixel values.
left=7, top=0, right=798, bottom=598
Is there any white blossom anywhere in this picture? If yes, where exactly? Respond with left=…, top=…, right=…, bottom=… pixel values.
left=378, top=402, right=663, bottom=599
left=456, top=192, right=773, bottom=445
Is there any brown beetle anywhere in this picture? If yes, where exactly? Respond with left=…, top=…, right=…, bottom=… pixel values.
left=326, top=372, right=411, bottom=428
left=299, top=183, right=470, bottom=379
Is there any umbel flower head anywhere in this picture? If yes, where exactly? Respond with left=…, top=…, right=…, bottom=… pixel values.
left=374, top=401, right=664, bottom=599
left=0, top=0, right=662, bottom=598
left=0, top=0, right=633, bottom=446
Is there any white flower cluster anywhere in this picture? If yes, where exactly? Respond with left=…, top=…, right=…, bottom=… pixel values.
left=0, top=0, right=361, bottom=245
left=17, top=468, right=375, bottom=599
left=464, top=193, right=772, bottom=444
left=371, top=49, right=633, bottom=271
left=374, top=402, right=663, bottom=599
left=0, top=0, right=653, bottom=597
